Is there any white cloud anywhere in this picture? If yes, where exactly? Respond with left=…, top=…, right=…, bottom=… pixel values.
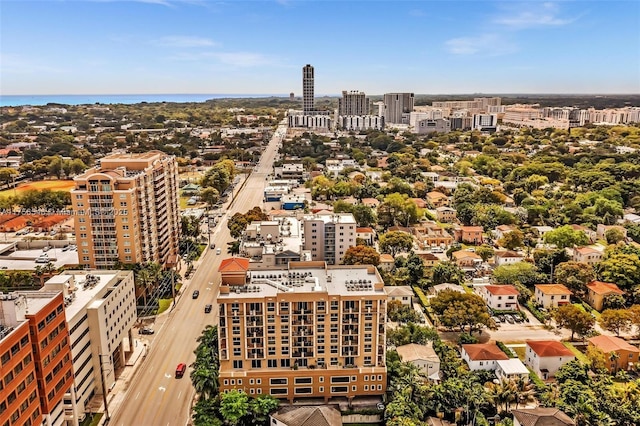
left=166, top=51, right=274, bottom=67
left=154, top=35, right=218, bottom=47
left=445, top=34, right=517, bottom=56
left=493, top=2, right=574, bottom=29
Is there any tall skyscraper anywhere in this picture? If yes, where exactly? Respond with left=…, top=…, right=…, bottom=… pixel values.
left=338, top=91, right=370, bottom=116
left=216, top=260, right=388, bottom=404
left=302, top=64, right=314, bottom=113
left=71, top=151, right=181, bottom=269
left=383, top=93, right=415, bottom=124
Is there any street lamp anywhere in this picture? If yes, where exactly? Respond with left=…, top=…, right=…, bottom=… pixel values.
left=98, top=354, right=112, bottom=423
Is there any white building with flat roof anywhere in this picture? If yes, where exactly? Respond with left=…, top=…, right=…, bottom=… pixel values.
left=42, top=270, right=137, bottom=419
left=302, top=213, right=357, bottom=265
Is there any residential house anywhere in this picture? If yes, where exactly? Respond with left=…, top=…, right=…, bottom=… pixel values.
left=461, top=343, right=509, bottom=371
left=426, top=191, right=450, bottom=208
left=435, top=206, right=457, bottom=223
left=585, top=281, right=624, bottom=311
left=588, top=335, right=640, bottom=374
left=271, top=406, right=342, bottom=426
left=396, top=342, right=441, bottom=381
left=412, top=222, right=454, bottom=249
left=411, top=198, right=428, bottom=209
left=378, top=254, right=395, bottom=272
left=453, top=226, right=484, bottom=244
left=496, top=359, right=530, bottom=382
left=534, top=284, right=572, bottom=309
left=493, top=224, right=516, bottom=241
left=415, top=252, right=440, bottom=268
left=494, top=250, right=525, bottom=266
left=570, top=224, right=596, bottom=243
left=430, top=283, right=466, bottom=295
left=525, top=340, right=575, bottom=380
left=452, top=250, right=483, bottom=269
left=512, top=408, right=575, bottom=426
left=356, top=227, right=375, bottom=245
left=572, top=246, right=603, bottom=264
left=361, top=198, right=380, bottom=209
left=385, top=286, right=414, bottom=306
left=596, top=224, right=627, bottom=241
left=478, top=285, right=520, bottom=310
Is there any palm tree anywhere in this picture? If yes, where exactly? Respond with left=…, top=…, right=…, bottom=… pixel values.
left=513, top=377, right=535, bottom=409
left=608, top=351, right=620, bottom=375
left=486, top=379, right=516, bottom=413
left=190, top=363, right=218, bottom=399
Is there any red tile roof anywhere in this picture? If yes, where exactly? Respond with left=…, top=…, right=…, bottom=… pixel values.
left=218, top=257, right=250, bottom=272
left=462, top=344, right=509, bottom=361
left=588, top=335, right=640, bottom=354
left=526, top=340, right=574, bottom=357
left=484, top=285, right=520, bottom=296
left=356, top=227, right=374, bottom=233
left=586, top=281, right=624, bottom=295
left=535, top=284, right=572, bottom=296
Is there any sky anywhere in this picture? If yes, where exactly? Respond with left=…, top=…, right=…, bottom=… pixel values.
left=1, top=0, right=639, bottom=95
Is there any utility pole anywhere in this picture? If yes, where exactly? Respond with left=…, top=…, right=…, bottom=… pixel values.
left=171, top=268, right=175, bottom=310
left=98, top=354, right=111, bottom=423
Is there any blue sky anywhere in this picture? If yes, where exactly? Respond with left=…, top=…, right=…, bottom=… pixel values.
left=1, top=0, right=639, bottom=95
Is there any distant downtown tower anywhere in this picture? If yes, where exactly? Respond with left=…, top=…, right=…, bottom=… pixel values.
left=302, top=64, right=314, bottom=113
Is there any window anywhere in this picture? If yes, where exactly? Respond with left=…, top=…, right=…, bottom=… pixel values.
left=270, top=378, right=287, bottom=385
left=295, top=377, right=312, bottom=384
left=331, top=386, right=348, bottom=393
left=267, top=360, right=277, bottom=368
left=270, top=388, right=287, bottom=395
left=232, top=360, right=243, bottom=369
left=295, top=387, right=312, bottom=394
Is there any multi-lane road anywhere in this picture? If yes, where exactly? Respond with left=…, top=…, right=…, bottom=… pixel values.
left=109, top=123, right=286, bottom=426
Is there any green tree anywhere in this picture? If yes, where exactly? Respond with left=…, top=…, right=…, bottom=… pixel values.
left=599, top=309, right=632, bottom=336
left=379, top=231, right=414, bottom=256
left=475, top=244, right=495, bottom=262
left=352, top=203, right=377, bottom=227
left=342, top=245, right=380, bottom=266
left=0, top=167, right=18, bottom=188
left=200, top=187, right=220, bottom=209
left=378, top=193, right=421, bottom=227
left=498, top=229, right=524, bottom=250
left=554, top=261, right=596, bottom=298
left=543, top=225, right=589, bottom=249
left=597, top=252, right=640, bottom=289
left=431, top=261, right=465, bottom=286
left=431, top=289, right=492, bottom=334
left=493, top=262, right=543, bottom=287
left=553, top=304, right=595, bottom=340
left=219, top=390, right=249, bottom=425
left=248, top=395, right=279, bottom=424
left=605, top=228, right=626, bottom=244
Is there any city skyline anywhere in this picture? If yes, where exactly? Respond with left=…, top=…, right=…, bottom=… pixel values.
left=1, top=0, right=639, bottom=96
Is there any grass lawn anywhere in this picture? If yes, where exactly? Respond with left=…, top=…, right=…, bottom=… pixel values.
left=563, top=341, right=588, bottom=363
left=156, top=298, right=172, bottom=314
left=79, top=413, right=103, bottom=426
left=0, top=180, right=75, bottom=198
left=512, top=346, right=526, bottom=360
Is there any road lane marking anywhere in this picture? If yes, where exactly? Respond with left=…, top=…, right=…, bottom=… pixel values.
left=177, top=391, right=182, bottom=399
left=165, top=373, right=171, bottom=378
left=135, top=391, right=140, bottom=400
left=158, top=386, right=166, bottom=392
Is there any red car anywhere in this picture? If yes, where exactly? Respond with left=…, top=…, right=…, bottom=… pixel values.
left=175, top=363, right=186, bottom=378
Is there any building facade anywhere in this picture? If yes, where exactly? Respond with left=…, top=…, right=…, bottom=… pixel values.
left=302, top=213, right=357, bottom=265
left=302, top=64, right=314, bottom=114
left=71, top=151, right=181, bottom=269
left=217, top=261, right=387, bottom=404
left=338, top=91, right=370, bottom=116
left=1, top=291, right=76, bottom=426
left=42, top=271, right=136, bottom=419
left=383, top=93, right=414, bottom=124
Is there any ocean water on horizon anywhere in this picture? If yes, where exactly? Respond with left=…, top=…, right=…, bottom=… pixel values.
left=0, top=93, right=285, bottom=107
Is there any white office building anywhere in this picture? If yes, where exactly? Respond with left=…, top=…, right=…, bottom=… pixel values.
left=42, top=270, right=137, bottom=420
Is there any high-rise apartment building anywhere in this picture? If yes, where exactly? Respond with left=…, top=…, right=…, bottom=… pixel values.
left=0, top=291, right=76, bottom=426
left=338, top=91, right=370, bottom=116
left=71, top=151, right=181, bottom=269
left=383, top=93, right=415, bottom=124
left=217, top=260, right=387, bottom=404
left=302, top=64, right=314, bottom=114
left=302, top=213, right=356, bottom=265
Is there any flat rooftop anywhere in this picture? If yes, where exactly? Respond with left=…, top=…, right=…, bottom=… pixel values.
left=220, top=265, right=384, bottom=299
left=0, top=246, right=78, bottom=270
left=302, top=213, right=356, bottom=224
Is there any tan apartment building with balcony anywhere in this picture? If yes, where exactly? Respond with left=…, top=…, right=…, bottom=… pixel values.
left=217, top=260, right=387, bottom=404
left=71, top=151, right=181, bottom=269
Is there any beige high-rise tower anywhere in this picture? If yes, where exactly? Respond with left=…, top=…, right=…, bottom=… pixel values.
left=71, top=151, right=181, bottom=269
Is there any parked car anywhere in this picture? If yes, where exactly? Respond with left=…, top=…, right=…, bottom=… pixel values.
left=506, top=315, right=515, bottom=324
left=139, top=327, right=154, bottom=335
left=192, top=290, right=199, bottom=299
left=204, top=304, right=212, bottom=313
left=498, top=316, right=506, bottom=323
left=216, top=248, right=221, bottom=255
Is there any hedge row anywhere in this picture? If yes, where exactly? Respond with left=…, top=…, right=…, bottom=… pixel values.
left=496, top=341, right=517, bottom=358
left=413, top=286, right=437, bottom=324
left=526, top=301, right=548, bottom=324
